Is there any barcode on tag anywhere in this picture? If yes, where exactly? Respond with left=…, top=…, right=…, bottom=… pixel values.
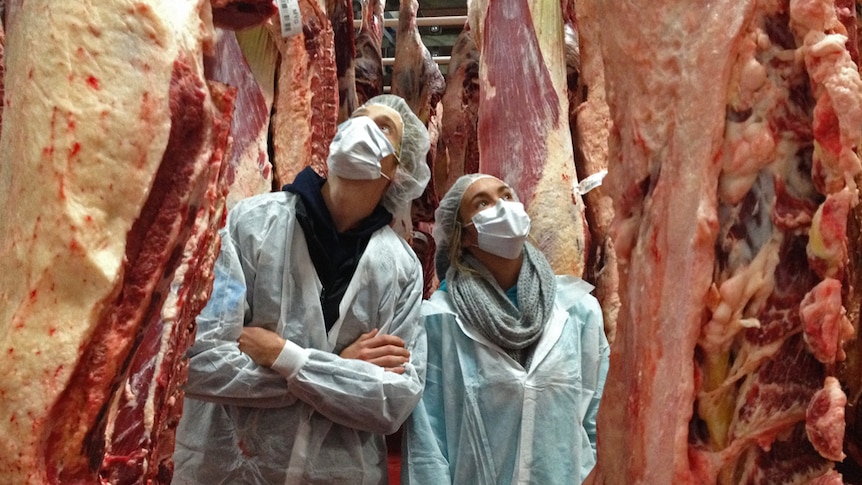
left=276, top=0, right=302, bottom=37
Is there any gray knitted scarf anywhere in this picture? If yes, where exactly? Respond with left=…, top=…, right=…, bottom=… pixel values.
left=447, top=243, right=556, bottom=368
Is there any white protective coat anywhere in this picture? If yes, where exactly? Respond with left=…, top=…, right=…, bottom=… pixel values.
left=172, top=191, right=426, bottom=485
left=402, top=277, right=609, bottom=484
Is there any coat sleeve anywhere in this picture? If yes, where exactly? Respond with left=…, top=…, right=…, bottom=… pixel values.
left=275, top=246, right=428, bottom=435
left=578, top=295, right=610, bottom=456
left=181, top=206, right=297, bottom=408
left=401, top=311, right=452, bottom=484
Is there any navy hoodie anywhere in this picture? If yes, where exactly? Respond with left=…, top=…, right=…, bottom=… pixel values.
left=283, top=167, right=393, bottom=331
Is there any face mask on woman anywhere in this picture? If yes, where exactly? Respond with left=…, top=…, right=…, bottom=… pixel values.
left=466, top=199, right=531, bottom=259
left=327, top=116, right=398, bottom=180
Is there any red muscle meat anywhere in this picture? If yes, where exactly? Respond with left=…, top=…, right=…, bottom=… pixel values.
left=392, top=0, right=445, bottom=127
left=205, top=27, right=274, bottom=206
left=570, top=0, right=620, bottom=342
left=434, top=25, right=480, bottom=195
left=210, top=0, right=277, bottom=31
left=0, top=15, right=5, bottom=132
left=470, top=0, right=587, bottom=277
left=326, top=0, right=358, bottom=122
left=0, top=1, right=235, bottom=483
left=587, top=0, right=861, bottom=483
left=269, top=0, right=339, bottom=186
left=354, top=0, right=385, bottom=106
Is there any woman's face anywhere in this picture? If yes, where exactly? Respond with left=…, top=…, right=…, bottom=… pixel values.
left=458, top=177, right=517, bottom=248
left=350, top=104, right=403, bottom=180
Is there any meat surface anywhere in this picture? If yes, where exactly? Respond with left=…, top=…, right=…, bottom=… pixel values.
left=470, top=0, right=587, bottom=277
left=434, top=25, right=480, bottom=196
left=269, top=0, right=338, bottom=186
left=570, top=0, right=620, bottom=342
left=354, top=0, right=385, bottom=106
left=210, top=0, right=277, bottom=31
left=587, top=0, right=861, bottom=483
left=392, top=0, right=445, bottom=126
left=205, top=27, right=274, bottom=206
left=326, top=0, right=358, bottom=122
left=0, top=14, right=5, bottom=132
left=0, top=1, right=232, bottom=483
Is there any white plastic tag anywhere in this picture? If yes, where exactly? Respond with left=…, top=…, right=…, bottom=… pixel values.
left=574, top=169, right=608, bottom=195
left=276, top=0, right=303, bottom=37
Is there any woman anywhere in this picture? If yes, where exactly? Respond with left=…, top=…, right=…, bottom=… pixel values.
left=402, top=174, right=609, bottom=484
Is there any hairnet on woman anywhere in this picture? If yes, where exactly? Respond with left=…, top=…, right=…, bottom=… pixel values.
left=402, top=174, right=610, bottom=484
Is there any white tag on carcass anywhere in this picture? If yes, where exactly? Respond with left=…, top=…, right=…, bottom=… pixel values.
left=574, top=169, right=608, bottom=195
left=276, top=0, right=303, bottom=37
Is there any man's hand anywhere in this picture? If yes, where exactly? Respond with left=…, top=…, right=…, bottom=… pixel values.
left=238, top=327, right=286, bottom=367
left=340, top=329, right=410, bottom=374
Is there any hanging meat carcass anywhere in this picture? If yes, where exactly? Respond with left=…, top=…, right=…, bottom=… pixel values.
left=327, top=0, right=359, bottom=122
left=468, top=0, right=588, bottom=277
left=390, top=0, right=446, bottom=294
left=0, top=9, right=5, bottom=132
left=585, top=0, right=861, bottom=483
left=354, top=0, right=385, bottom=106
left=434, top=25, right=480, bottom=196
left=569, top=0, right=620, bottom=343
left=0, top=0, right=276, bottom=483
left=205, top=27, right=275, bottom=207
left=269, top=0, right=338, bottom=187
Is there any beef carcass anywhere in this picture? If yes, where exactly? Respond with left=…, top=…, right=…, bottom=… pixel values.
left=0, top=1, right=238, bottom=483
left=391, top=0, right=446, bottom=127
left=354, top=0, right=385, bottom=106
left=0, top=10, right=5, bottom=132
left=569, top=0, right=620, bottom=343
left=269, top=0, right=339, bottom=187
left=326, top=0, right=359, bottom=122
left=210, top=0, right=277, bottom=31
left=434, top=25, right=480, bottom=196
left=469, top=0, right=588, bottom=277
left=205, top=27, right=275, bottom=207
left=391, top=0, right=446, bottom=292
left=587, top=0, right=861, bottom=483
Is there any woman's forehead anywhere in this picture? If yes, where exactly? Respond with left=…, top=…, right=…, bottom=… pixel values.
left=461, top=176, right=511, bottom=202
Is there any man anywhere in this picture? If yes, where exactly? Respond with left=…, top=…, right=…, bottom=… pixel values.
left=172, top=94, right=430, bottom=485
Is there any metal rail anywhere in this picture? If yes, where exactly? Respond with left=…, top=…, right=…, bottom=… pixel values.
left=353, top=15, right=468, bottom=29
left=382, top=56, right=451, bottom=66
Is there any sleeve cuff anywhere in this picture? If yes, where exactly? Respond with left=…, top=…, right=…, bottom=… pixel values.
left=270, top=339, right=310, bottom=379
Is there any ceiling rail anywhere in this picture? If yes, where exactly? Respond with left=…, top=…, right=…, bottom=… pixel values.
left=382, top=56, right=451, bottom=66
left=353, top=15, right=468, bottom=29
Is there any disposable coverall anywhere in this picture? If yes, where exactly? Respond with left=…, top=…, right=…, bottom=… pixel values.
left=172, top=191, right=427, bottom=485
left=402, top=276, right=609, bottom=484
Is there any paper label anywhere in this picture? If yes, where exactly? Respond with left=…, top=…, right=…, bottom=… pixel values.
left=574, top=169, right=608, bottom=195
left=276, top=0, right=303, bottom=37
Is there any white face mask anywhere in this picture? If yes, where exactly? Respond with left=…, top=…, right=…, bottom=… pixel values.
left=467, top=199, right=531, bottom=259
left=327, top=116, right=398, bottom=180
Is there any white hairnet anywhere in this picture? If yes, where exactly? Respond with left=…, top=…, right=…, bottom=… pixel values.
left=364, top=94, right=431, bottom=214
left=432, top=173, right=495, bottom=279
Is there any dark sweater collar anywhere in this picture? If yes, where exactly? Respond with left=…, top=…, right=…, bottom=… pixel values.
left=283, top=167, right=392, bottom=236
